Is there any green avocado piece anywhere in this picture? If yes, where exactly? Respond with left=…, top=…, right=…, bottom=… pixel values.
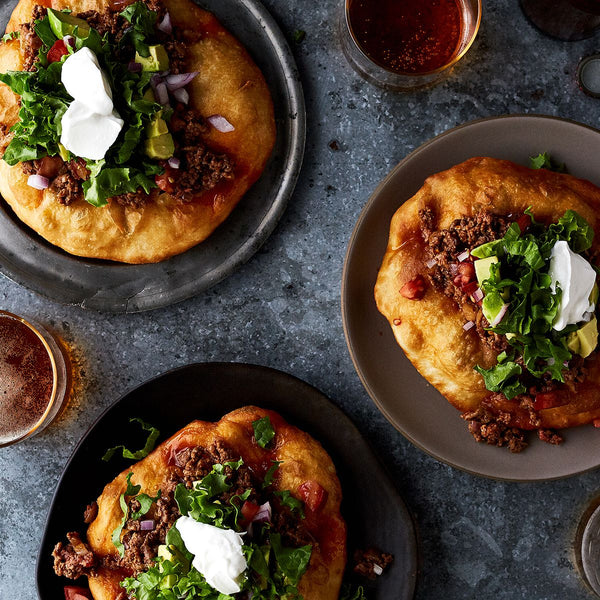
left=146, top=114, right=169, bottom=138
left=47, top=8, right=90, bottom=39
left=590, top=283, right=599, bottom=305
left=135, top=45, right=169, bottom=72
left=576, top=316, right=598, bottom=358
left=567, top=330, right=581, bottom=354
left=474, top=256, right=498, bottom=285
left=143, top=88, right=156, bottom=102
left=145, top=133, right=174, bottom=159
left=482, top=291, right=506, bottom=326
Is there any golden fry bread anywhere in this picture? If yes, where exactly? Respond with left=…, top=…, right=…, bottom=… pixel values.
left=81, top=406, right=346, bottom=600
left=0, top=0, right=275, bottom=263
left=375, top=157, right=600, bottom=431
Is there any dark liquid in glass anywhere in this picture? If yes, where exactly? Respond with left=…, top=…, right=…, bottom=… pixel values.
left=347, top=0, right=463, bottom=74
left=0, top=315, right=54, bottom=444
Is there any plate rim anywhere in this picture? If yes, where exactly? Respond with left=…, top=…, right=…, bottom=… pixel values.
left=341, top=113, right=600, bottom=483
left=35, top=361, right=418, bottom=599
left=0, top=0, right=306, bottom=313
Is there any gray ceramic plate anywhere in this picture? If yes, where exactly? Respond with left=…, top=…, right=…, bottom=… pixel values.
left=37, top=363, right=418, bottom=599
left=0, top=0, right=305, bottom=313
left=342, top=114, right=600, bottom=482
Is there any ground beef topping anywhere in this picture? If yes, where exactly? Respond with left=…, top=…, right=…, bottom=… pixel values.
left=353, top=547, right=394, bottom=579
left=16, top=2, right=235, bottom=208
left=52, top=441, right=313, bottom=579
left=419, top=207, right=587, bottom=451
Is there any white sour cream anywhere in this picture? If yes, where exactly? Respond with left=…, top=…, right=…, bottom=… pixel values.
left=60, top=48, right=123, bottom=160
left=548, top=240, right=596, bottom=331
left=175, top=516, right=247, bottom=595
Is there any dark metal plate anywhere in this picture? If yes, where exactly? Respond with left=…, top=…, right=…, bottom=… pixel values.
left=36, top=363, right=418, bottom=599
left=0, top=0, right=305, bottom=312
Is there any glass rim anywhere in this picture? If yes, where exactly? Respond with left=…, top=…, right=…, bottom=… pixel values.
left=0, top=310, right=61, bottom=447
left=344, top=0, right=483, bottom=78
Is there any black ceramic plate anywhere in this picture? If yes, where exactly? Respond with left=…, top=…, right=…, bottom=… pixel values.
left=342, top=114, right=600, bottom=481
left=36, top=363, right=418, bottom=599
left=0, top=0, right=305, bottom=313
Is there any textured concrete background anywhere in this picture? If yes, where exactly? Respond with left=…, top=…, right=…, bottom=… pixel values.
left=2, top=0, right=600, bottom=598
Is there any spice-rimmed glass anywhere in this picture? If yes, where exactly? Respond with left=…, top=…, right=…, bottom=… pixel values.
left=339, top=0, right=482, bottom=91
left=0, top=311, right=70, bottom=447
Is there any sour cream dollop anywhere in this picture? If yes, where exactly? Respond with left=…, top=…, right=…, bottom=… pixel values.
left=548, top=240, right=596, bottom=330
left=60, top=48, right=124, bottom=160
left=175, top=516, right=247, bottom=595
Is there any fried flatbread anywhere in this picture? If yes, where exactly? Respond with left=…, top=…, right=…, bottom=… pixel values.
left=0, top=0, right=275, bottom=263
left=84, top=406, right=346, bottom=600
left=375, top=157, right=600, bottom=430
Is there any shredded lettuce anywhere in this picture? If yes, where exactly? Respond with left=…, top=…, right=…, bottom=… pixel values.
left=253, top=416, right=276, bottom=448
left=121, top=458, right=313, bottom=600
left=102, top=417, right=160, bottom=462
left=473, top=209, right=596, bottom=399
left=0, top=3, right=164, bottom=207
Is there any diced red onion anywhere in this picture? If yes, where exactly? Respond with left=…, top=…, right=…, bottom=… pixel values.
left=425, top=257, right=437, bottom=268
left=207, top=114, right=235, bottom=133
left=457, top=250, right=470, bottom=262
left=167, top=157, right=180, bottom=169
left=252, top=501, right=272, bottom=523
left=546, top=358, right=555, bottom=366
left=490, top=303, right=508, bottom=327
left=157, top=11, right=172, bottom=34
left=128, top=61, right=142, bottom=72
left=63, top=35, right=75, bottom=48
left=165, top=72, right=198, bottom=90
left=373, top=564, right=383, bottom=576
left=563, top=361, right=570, bottom=368
left=27, top=174, right=49, bottom=190
left=151, top=73, right=163, bottom=88
left=171, top=87, right=189, bottom=105
left=471, top=288, right=484, bottom=302
left=140, top=519, right=155, bottom=531
left=154, top=82, right=169, bottom=105
left=463, top=320, right=475, bottom=331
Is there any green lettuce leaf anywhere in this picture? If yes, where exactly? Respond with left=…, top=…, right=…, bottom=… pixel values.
left=253, top=416, right=276, bottom=448
left=102, top=417, right=160, bottom=462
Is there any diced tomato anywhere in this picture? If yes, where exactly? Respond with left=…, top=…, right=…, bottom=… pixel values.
left=64, top=586, right=91, bottom=600
left=240, top=500, right=260, bottom=524
left=399, top=275, right=426, bottom=300
left=37, top=155, right=64, bottom=179
left=155, top=167, right=177, bottom=194
left=298, top=480, right=328, bottom=512
left=593, top=418, right=600, bottom=428
left=515, top=213, right=531, bottom=234
left=452, top=262, right=476, bottom=288
left=47, top=39, right=69, bottom=63
left=533, top=392, right=566, bottom=411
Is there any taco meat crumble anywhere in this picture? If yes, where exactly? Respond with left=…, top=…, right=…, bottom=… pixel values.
left=418, top=207, right=598, bottom=452
left=17, top=1, right=234, bottom=208
left=53, top=441, right=314, bottom=580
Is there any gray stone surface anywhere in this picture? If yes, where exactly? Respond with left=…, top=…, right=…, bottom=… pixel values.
left=2, top=0, right=600, bottom=598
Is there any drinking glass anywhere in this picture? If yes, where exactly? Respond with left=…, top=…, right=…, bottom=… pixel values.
left=339, top=0, right=482, bottom=91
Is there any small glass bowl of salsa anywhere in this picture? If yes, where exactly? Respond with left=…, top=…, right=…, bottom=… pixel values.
left=340, top=0, right=482, bottom=91
left=0, top=311, right=70, bottom=447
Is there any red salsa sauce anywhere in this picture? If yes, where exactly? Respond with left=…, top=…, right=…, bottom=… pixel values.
left=0, top=314, right=54, bottom=444
left=348, top=0, right=463, bottom=74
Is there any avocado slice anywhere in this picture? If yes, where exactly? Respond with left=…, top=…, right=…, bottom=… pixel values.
left=576, top=316, right=598, bottom=358
left=48, top=8, right=90, bottom=39
left=475, top=256, right=498, bottom=285
left=482, top=291, right=506, bottom=326
left=146, top=113, right=169, bottom=138
left=567, top=330, right=581, bottom=354
left=590, top=283, right=599, bottom=305
left=135, top=45, right=169, bottom=72
left=145, top=133, right=174, bottom=159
